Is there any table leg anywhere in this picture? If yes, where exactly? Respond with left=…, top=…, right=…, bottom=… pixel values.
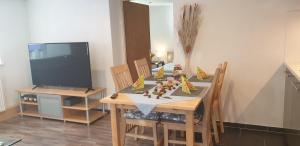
left=120, top=109, right=126, bottom=146
left=18, top=93, right=23, bottom=116
left=85, top=97, right=90, bottom=126
left=186, top=111, right=194, bottom=146
left=111, top=104, right=121, bottom=146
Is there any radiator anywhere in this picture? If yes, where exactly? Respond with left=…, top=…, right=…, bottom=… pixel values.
left=0, top=79, right=5, bottom=112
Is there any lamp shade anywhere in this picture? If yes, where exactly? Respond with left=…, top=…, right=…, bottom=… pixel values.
left=167, top=51, right=174, bottom=63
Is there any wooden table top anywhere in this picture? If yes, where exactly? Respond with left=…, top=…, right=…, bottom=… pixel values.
left=100, top=93, right=202, bottom=111
left=17, top=87, right=106, bottom=98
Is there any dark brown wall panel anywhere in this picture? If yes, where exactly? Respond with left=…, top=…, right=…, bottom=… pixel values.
left=123, top=1, right=151, bottom=81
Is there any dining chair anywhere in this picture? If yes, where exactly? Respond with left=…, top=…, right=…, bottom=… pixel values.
left=134, top=58, right=151, bottom=78
left=161, top=66, right=221, bottom=146
left=110, top=64, right=161, bottom=146
left=213, top=61, right=228, bottom=133
left=111, top=64, right=133, bottom=92
left=211, top=61, right=228, bottom=143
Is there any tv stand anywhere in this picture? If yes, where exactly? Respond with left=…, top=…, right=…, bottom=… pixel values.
left=17, top=87, right=107, bottom=126
left=85, top=88, right=94, bottom=93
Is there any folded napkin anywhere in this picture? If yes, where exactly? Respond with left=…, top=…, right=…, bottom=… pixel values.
left=132, top=75, right=144, bottom=90
left=196, top=67, right=208, bottom=80
left=155, top=67, right=165, bottom=78
left=181, top=76, right=197, bottom=94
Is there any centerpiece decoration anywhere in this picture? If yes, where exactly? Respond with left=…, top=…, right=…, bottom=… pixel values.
left=143, top=77, right=179, bottom=99
left=178, top=3, right=201, bottom=76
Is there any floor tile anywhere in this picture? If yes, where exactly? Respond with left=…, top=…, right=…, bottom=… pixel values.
left=265, top=132, right=287, bottom=146
left=218, top=127, right=241, bottom=146
left=285, top=134, right=300, bottom=146
left=236, top=129, right=265, bottom=146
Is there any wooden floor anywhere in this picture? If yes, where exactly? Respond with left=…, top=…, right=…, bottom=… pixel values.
left=2, top=114, right=299, bottom=146
left=0, top=114, right=154, bottom=146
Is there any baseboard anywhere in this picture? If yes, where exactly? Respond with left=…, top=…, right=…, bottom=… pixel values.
left=224, top=122, right=300, bottom=135
left=0, top=105, right=19, bottom=122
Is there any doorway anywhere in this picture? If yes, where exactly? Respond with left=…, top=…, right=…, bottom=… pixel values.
left=124, top=0, right=174, bottom=80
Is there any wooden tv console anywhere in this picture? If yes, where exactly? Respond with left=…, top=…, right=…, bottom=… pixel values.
left=17, top=87, right=106, bottom=125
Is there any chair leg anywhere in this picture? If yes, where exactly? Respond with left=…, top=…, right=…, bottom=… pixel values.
left=134, top=126, right=139, bottom=141
left=141, top=127, right=145, bottom=134
left=153, top=123, right=158, bottom=146
left=164, top=125, right=169, bottom=146
left=212, top=106, right=220, bottom=143
left=172, top=131, right=177, bottom=146
left=217, top=100, right=225, bottom=133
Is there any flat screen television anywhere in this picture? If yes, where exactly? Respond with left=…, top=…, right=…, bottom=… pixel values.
left=28, top=42, right=92, bottom=89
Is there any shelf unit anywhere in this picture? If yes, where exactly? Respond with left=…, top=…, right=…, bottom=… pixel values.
left=21, top=101, right=38, bottom=106
left=17, top=87, right=106, bottom=125
left=62, top=99, right=98, bottom=110
left=63, top=109, right=105, bottom=124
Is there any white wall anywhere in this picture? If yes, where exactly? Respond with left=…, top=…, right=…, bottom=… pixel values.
left=109, top=0, right=126, bottom=66
left=0, top=0, right=31, bottom=108
left=173, top=0, right=287, bottom=127
left=27, top=0, right=115, bottom=94
left=285, top=10, right=300, bottom=64
left=149, top=5, right=174, bottom=61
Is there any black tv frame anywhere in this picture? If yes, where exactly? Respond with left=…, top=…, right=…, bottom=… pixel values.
left=28, top=42, right=94, bottom=93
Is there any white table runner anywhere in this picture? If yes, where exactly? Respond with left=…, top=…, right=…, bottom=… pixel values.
left=124, top=84, right=210, bottom=115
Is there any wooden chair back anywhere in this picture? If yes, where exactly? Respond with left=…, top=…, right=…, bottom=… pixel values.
left=215, top=62, right=228, bottom=100
left=111, top=64, right=133, bottom=92
left=134, top=58, right=151, bottom=78
left=202, top=66, right=221, bottom=145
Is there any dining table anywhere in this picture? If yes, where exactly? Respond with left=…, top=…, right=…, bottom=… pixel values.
left=100, top=75, right=213, bottom=146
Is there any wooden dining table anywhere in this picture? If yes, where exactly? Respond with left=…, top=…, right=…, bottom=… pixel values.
left=100, top=76, right=212, bottom=146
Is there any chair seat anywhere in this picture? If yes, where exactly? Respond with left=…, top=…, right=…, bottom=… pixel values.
left=160, top=113, right=203, bottom=123
left=160, top=103, right=204, bottom=123
left=124, top=110, right=161, bottom=120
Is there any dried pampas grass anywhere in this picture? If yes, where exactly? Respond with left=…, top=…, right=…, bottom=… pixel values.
left=178, top=3, right=201, bottom=55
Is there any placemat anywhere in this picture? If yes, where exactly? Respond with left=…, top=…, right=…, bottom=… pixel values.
left=171, top=86, right=206, bottom=97
left=119, top=84, right=156, bottom=94
left=189, top=75, right=214, bottom=83
left=145, top=75, right=173, bottom=81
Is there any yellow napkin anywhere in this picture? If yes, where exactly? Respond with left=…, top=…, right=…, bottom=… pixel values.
left=196, top=67, right=208, bottom=80
left=155, top=67, right=165, bottom=78
left=132, top=75, right=144, bottom=90
left=181, top=76, right=197, bottom=94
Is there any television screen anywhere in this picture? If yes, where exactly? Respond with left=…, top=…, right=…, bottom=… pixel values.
left=28, top=42, right=92, bottom=88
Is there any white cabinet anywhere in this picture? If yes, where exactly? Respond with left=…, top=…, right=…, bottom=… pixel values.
left=38, top=94, right=63, bottom=120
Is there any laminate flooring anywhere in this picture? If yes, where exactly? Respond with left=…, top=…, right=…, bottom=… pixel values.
left=1, top=115, right=300, bottom=146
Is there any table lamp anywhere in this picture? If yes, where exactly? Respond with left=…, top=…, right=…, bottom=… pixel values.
left=167, top=51, right=174, bottom=63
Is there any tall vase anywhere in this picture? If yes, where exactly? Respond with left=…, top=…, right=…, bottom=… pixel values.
left=184, top=53, right=192, bottom=77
